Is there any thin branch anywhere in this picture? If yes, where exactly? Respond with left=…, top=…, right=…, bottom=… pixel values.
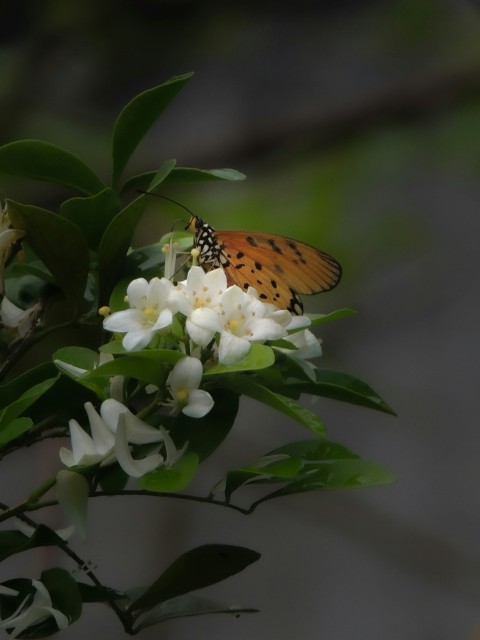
left=91, top=489, right=253, bottom=515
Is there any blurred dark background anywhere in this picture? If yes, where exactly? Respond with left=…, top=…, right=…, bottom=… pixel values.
left=1, top=1, right=480, bottom=638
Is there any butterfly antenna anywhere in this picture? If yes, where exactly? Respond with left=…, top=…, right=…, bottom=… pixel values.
left=136, top=190, right=196, bottom=219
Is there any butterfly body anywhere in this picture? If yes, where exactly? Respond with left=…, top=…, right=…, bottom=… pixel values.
left=187, top=215, right=341, bottom=314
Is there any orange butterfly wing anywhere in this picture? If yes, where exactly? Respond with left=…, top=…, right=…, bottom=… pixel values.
left=202, top=227, right=341, bottom=314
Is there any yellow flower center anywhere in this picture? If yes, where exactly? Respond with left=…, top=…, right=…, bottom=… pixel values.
left=143, top=306, right=157, bottom=320
left=176, top=388, right=189, bottom=403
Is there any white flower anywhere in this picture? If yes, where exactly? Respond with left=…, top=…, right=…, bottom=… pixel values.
left=275, top=328, right=322, bottom=381
left=170, top=266, right=225, bottom=346
left=217, top=286, right=288, bottom=365
left=167, top=356, right=214, bottom=418
left=0, top=579, right=69, bottom=638
left=0, top=297, right=42, bottom=338
left=59, top=402, right=115, bottom=468
left=60, top=400, right=183, bottom=478
left=283, top=328, right=322, bottom=359
left=103, top=277, right=175, bottom=351
left=114, top=413, right=164, bottom=478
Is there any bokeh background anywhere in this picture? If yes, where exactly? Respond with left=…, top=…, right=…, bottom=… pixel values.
left=1, top=1, right=480, bottom=638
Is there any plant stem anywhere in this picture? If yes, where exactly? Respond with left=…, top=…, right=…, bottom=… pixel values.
left=91, top=489, right=253, bottom=514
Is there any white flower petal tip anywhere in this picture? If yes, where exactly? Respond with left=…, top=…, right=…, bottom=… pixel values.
left=56, top=470, right=90, bottom=542
left=114, top=415, right=164, bottom=478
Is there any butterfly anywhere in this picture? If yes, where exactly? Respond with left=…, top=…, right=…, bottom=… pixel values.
left=186, top=215, right=341, bottom=315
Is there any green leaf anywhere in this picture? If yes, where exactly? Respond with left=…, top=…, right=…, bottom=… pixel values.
left=204, top=344, right=275, bottom=375
left=0, top=417, right=33, bottom=447
left=60, top=188, right=121, bottom=251
left=81, top=352, right=175, bottom=386
left=171, top=389, right=239, bottom=461
left=257, top=459, right=395, bottom=504
left=0, top=525, right=64, bottom=563
left=53, top=346, right=100, bottom=373
left=122, top=166, right=246, bottom=192
left=7, top=200, right=90, bottom=315
left=0, top=362, right=57, bottom=410
left=0, top=377, right=57, bottom=430
left=134, top=594, right=257, bottom=631
left=76, top=583, right=126, bottom=604
left=223, top=439, right=358, bottom=500
left=0, top=139, right=105, bottom=194
left=165, top=167, right=247, bottom=183
left=306, top=308, right=357, bottom=326
left=146, top=158, right=177, bottom=191
left=112, top=73, right=193, bottom=184
left=217, top=375, right=325, bottom=435
left=138, top=452, right=199, bottom=492
left=286, top=368, right=396, bottom=414
left=97, top=193, right=148, bottom=304
left=41, top=567, right=82, bottom=623
left=129, top=544, right=260, bottom=615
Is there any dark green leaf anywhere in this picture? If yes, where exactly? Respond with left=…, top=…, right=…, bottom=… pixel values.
left=25, top=373, right=99, bottom=427
left=134, top=593, right=257, bottom=631
left=53, top=346, right=99, bottom=372
left=97, top=463, right=128, bottom=492
left=204, top=344, right=274, bottom=375
left=0, top=139, right=104, bottom=194
left=97, top=193, right=148, bottom=304
left=171, top=389, right=239, bottom=461
left=165, top=167, right=246, bottom=183
left=146, top=158, right=177, bottom=191
left=0, top=525, right=64, bottom=563
left=138, top=452, right=199, bottom=492
left=60, top=188, right=121, bottom=251
left=0, top=362, right=57, bottom=410
left=112, top=73, right=193, bottom=184
left=119, top=157, right=177, bottom=196
left=287, top=368, right=396, bottom=415
left=41, top=567, right=82, bottom=623
left=223, top=438, right=359, bottom=500
left=129, top=544, right=260, bottom=615
left=256, top=459, right=395, bottom=505
left=83, top=349, right=183, bottom=384
left=122, top=166, right=246, bottom=192
left=0, top=417, right=32, bottom=447
left=76, top=583, right=126, bottom=604
left=217, top=375, right=325, bottom=435
left=7, top=200, right=90, bottom=315
left=0, top=377, right=57, bottom=430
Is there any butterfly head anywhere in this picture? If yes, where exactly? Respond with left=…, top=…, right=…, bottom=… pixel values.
left=186, top=215, right=204, bottom=233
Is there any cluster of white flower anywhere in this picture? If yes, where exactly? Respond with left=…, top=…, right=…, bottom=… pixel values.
left=0, top=581, right=69, bottom=638
left=103, top=266, right=318, bottom=365
left=57, top=265, right=323, bottom=515
left=59, top=398, right=185, bottom=478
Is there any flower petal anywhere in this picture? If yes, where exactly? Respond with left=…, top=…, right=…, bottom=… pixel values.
left=182, top=389, right=214, bottom=418
left=218, top=331, right=251, bottom=365
left=114, top=415, right=163, bottom=478
left=56, top=470, right=89, bottom=541
left=167, top=356, right=203, bottom=393
left=84, top=402, right=115, bottom=454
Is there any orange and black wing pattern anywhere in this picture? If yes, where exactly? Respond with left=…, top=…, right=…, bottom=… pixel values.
left=188, top=216, right=341, bottom=314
